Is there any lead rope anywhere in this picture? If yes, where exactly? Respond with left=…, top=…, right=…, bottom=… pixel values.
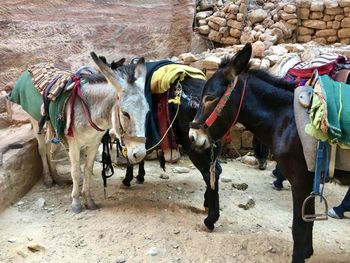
left=209, top=143, right=217, bottom=190
left=101, top=131, right=114, bottom=198
left=146, top=82, right=182, bottom=153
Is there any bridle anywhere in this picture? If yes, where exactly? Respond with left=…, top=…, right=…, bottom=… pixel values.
left=189, top=76, right=248, bottom=132
left=189, top=75, right=248, bottom=191
left=114, top=106, right=147, bottom=158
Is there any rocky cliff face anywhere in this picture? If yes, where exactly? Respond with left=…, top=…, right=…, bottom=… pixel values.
left=0, top=0, right=207, bottom=86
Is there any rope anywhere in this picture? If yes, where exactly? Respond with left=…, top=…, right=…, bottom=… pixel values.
left=146, top=83, right=182, bottom=153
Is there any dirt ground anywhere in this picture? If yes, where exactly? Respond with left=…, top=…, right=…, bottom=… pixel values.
left=0, top=157, right=349, bottom=263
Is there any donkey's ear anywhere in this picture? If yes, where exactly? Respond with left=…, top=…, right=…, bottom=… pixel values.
left=91, top=52, right=122, bottom=93
left=224, top=43, right=252, bottom=80
left=134, top=57, right=146, bottom=80
left=111, top=58, right=126, bottom=70
left=98, top=56, right=108, bottom=65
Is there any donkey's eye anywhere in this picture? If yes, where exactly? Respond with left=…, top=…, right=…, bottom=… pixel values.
left=122, top=111, right=130, bottom=119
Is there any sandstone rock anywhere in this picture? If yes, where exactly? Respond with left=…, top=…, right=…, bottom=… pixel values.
left=230, top=28, right=241, bottom=37
left=238, top=196, right=255, bottom=210
left=313, top=37, right=328, bottom=44
left=266, top=55, right=280, bottom=65
left=198, top=25, right=210, bottom=34
left=315, top=29, right=337, bottom=36
left=221, top=37, right=239, bottom=45
left=209, top=16, right=227, bottom=27
left=281, top=13, right=298, bottom=20
left=208, top=21, right=220, bottom=31
left=227, top=20, right=242, bottom=30
left=249, top=59, right=261, bottom=69
left=116, top=256, right=126, bottom=263
left=173, top=167, right=190, bottom=174
left=327, top=36, right=338, bottom=42
left=327, top=21, right=333, bottom=28
left=252, top=41, right=265, bottom=58
left=310, top=2, right=325, bottom=11
left=270, top=45, right=289, bottom=56
left=325, top=7, right=344, bottom=15
left=208, top=30, right=222, bottom=42
left=213, top=11, right=225, bottom=18
left=271, top=21, right=294, bottom=38
left=239, top=3, right=247, bottom=14
left=310, top=12, right=324, bottom=19
left=333, top=20, right=341, bottom=29
left=302, top=20, right=327, bottom=29
left=240, top=31, right=255, bottom=44
left=341, top=17, right=350, bottom=27
left=199, top=0, right=217, bottom=11
left=236, top=13, right=244, bottom=22
left=247, top=9, right=268, bottom=24
left=299, top=8, right=310, bottom=19
left=219, top=26, right=229, bottom=36
left=339, top=28, right=350, bottom=37
left=264, top=3, right=275, bottom=10
left=198, top=19, right=207, bottom=26
left=297, top=0, right=311, bottom=8
left=196, top=11, right=213, bottom=20
left=339, top=0, right=350, bottom=7
left=202, top=56, right=221, bottom=69
left=284, top=4, right=297, bottom=13
left=335, top=14, right=345, bottom=21
left=287, top=19, right=298, bottom=24
left=323, top=14, right=332, bottom=21
left=179, top=52, right=198, bottom=63
left=340, top=38, right=350, bottom=44
left=325, top=0, right=339, bottom=8
left=298, top=26, right=315, bottom=35
left=227, top=4, right=239, bottom=14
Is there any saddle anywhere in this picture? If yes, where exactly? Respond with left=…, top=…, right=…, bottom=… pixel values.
left=294, top=69, right=350, bottom=173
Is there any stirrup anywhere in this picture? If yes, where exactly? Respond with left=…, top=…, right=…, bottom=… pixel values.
left=302, top=192, right=328, bottom=222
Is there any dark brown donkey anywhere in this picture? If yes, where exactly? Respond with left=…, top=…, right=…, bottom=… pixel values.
left=189, top=43, right=350, bottom=263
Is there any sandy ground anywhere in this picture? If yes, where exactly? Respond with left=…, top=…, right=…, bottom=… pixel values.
left=0, top=157, right=350, bottom=263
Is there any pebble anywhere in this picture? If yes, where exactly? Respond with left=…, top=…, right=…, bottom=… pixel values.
left=173, top=167, right=190, bottom=173
left=27, top=243, right=45, bottom=252
left=238, top=196, right=255, bottom=210
left=35, top=198, right=46, bottom=208
left=160, top=173, right=170, bottom=180
left=8, top=237, right=17, bottom=243
left=232, top=183, right=248, bottom=191
left=176, top=187, right=182, bottom=191
left=17, top=201, right=24, bottom=206
left=220, top=177, right=232, bottom=183
left=146, top=247, right=159, bottom=256
left=116, top=255, right=126, bottom=263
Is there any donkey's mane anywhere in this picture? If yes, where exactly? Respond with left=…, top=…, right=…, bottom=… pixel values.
left=81, top=73, right=107, bottom=84
left=117, top=64, right=137, bottom=84
left=247, top=69, right=296, bottom=92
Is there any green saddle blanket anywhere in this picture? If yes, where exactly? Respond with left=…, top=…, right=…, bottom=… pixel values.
left=8, top=70, right=71, bottom=138
left=306, top=74, right=350, bottom=148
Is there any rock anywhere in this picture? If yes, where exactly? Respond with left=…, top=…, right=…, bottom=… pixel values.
left=221, top=177, right=232, bottom=183
left=266, top=55, right=279, bottom=65
left=173, top=167, right=190, bottom=174
left=27, top=243, right=46, bottom=252
left=238, top=196, right=255, bottom=210
left=339, top=0, right=350, bottom=7
left=8, top=237, right=17, bottom=243
left=209, top=16, right=227, bottom=27
left=338, top=28, right=350, bottom=38
left=247, top=9, right=268, bottom=24
left=341, top=17, right=350, bottom=27
left=240, top=31, right=255, bottom=44
left=240, top=154, right=258, bottom=166
left=146, top=247, right=159, bottom=256
left=196, top=11, right=213, bottom=20
left=302, top=20, right=327, bottom=29
left=198, top=0, right=217, bottom=11
left=160, top=173, right=170, bottom=180
left=270, top=45, right=288, bottom=56
left=35, top=198, right=46, bottom=208
left=310, top=2, right=325, bottom=12
left=281, top=13, right=298, bottom=20
left=202, top=56, right=221, bottom=69
left=208, top=21, right=220, bottom=31
left=229, top=28, right=241, bottom=38
left=198, top=25, right=210, bottom=35
left=324, top=0, right=339, bottom=8
left=176, top=187, right=182, bottom=191
left=298, top=26, right=315, bottom=35
left=315, top=29, right=337, bottom=37
left=297, top=0, right=311, bottom=8
left=297, top=35, right=312, bottom=42
left=179, top=53, right=198, bottom=63
left=325, top=7, right=344, bottom=15
left=221, top=37, right=239, bottom=45
left=284, top=4, right=297, bottom=13
left=252, top=41, right=265, bottom=58
left=249, top=58, right=261, bottom=69
left=260, top=59, right=270, bottom=69
left=232, top=183, right=248, bottom=190
left=16, top=249, right=28, bottom=258
left=309, top=11, right=324, bottom=19
left=227, top=19, right=242, bottom=30
left=116, top=256, right=126, bottom=263
left=208, top=30, right=222, bottom=42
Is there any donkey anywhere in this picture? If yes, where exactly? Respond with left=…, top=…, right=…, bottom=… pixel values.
left=189, top=43, right=350, bottom=263
left=9, top=54, right=149, bottom=213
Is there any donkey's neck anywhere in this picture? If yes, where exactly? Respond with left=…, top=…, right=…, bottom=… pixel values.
left=238, top=73, right=295, bottom=148
left=79, top=82, right=116, bottom=129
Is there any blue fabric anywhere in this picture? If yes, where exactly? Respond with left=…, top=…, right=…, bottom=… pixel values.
left=333, top=186, right=350, bottom=218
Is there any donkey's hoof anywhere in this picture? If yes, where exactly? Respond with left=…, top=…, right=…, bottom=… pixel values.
left=122, top=179, right=131, bottom=188
left=71, top=203, right=82, bottom=214
left=85, top=199, right=97, bottom=210
left=136, top=179, right=144, bottom=184
left=203, top=218, right=215, bottom=232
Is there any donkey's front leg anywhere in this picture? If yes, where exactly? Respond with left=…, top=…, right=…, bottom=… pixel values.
left=202, top=169, right=220, bottom=231
left=68, top=140, right=82, bottom=213
left=291, top=178, right=314, bottom=263
left=82, top=143, right=100, bottom=210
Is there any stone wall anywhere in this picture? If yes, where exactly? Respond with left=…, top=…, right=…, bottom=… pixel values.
left=297, top=0, right=350, bottom=44
left=196, top=0, right=350, bottom=47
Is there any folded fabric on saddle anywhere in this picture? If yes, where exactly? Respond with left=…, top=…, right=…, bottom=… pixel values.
left=305, top=75, right=350, bottom=148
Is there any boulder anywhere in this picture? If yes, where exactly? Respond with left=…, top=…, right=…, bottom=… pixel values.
left=341, top=17, right=350, bottom=27
left=198, top=25, right=210, bottom=34
left=209, top=16, right=227, bottom=27
left=339, top=0, right=350, bottom=7
left=310, top=2, right=325, bottom=12
left=252, top=41, right=265, bottom=58
left=202, top=56, right=221, bottom=70
left=284, top=4, right=297, bottom=13
left=302, top=20, right=327, bottom=29
left=247, top=9, right=268, bottom=24
left=196, top=11, right=213, bottom=20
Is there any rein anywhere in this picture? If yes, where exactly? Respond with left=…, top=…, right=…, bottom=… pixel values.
left=67, top=75, right=104, bottom=137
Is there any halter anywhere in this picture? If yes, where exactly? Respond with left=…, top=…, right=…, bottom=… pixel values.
left=190, top=76, right=247, bottom=131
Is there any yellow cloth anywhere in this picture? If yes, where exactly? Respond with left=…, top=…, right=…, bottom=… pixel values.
left=150, top=64, right=206, bottom=94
